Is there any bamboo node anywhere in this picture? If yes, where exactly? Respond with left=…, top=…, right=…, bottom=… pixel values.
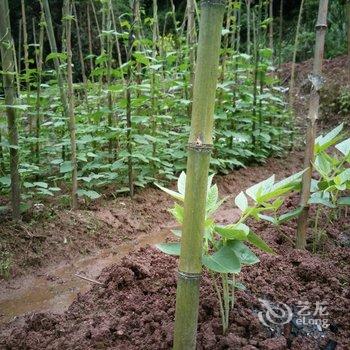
left=308, top=73, right=326, bottom=91
left=187, top=142, right=213, bottom=153
left=178, top=271, right=202, bottom=280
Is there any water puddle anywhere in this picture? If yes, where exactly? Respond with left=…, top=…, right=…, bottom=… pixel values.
left=0, top=229, right=170, bottom=325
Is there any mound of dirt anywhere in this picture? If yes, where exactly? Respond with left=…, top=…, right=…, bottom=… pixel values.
left=1, top=197, right=349, bottom=349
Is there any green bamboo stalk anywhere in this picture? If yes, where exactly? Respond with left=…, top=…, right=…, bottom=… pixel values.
left=65, top=0, right=78, bottom=209
left=346, top=0, right=350, bottom=81
left=172, top=1, right=225, bottom=348
left=246, top=0, right=251, bottom=55
left=269, top=0, right=273, bottom=53
left=296, top=0, right=329, bottom=249
left=32, top=9, right=44, bottom=166
left=289, top=0, right=305, bottom=106
left=41, top=0, right=69, bottom=120
left=0, top=0, right=21, bottom=220
left=87, top=3, right=94, bottom=81
left=278, top=0, right=283, bottom=69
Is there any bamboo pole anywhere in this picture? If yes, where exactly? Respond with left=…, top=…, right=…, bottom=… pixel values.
left=269, top=0, right=273, bottom=53
left=296, top=0, right=329, bottom=249
left=65, top=0, right=78, bottom=209
left=246, top=0, right=251, bottom=55
left=32, top=8, right=45, bottom=166
left=172, top=1, right=225, bottom=348
left=278, top=0, right=283, bottom=69
left=289, top=0, right=305, bottom=106
left=346, top=0, right=350, bottom=81
left=187, top=0, right=197, bottom=113
left=41, top=0, right=69, bottom=119
left=0, top=0, right=21, bottom=220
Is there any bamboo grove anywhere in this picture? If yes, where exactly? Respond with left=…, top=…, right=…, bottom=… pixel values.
left=0, top=0, right=295, bottom=215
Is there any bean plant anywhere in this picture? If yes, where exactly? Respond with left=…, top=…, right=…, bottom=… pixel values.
left=308, top=123, right=350, bottom=249
left=0, top=0, right=293, bottom=215
left=156, top=170, right=305, bottom=333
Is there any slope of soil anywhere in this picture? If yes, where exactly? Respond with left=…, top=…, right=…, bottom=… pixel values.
left=1, top=197, right=349, bottom=349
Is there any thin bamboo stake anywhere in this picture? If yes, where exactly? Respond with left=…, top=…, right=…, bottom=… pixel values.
left=72, top=2, right=88, bottom=88
left=289, top=0, right=305, bottom=106
left=87, top=3, right=94, bottom=80
left=347, top=0, right=350, bottom=81
left=296, top=0, right=329, bottom=249
left=0, top=0, right=21, bottom=220
left=172, top=1, right=225, bottom=348
left=32, top=9, right=45, bottom=166
left=269, top=0, right=273, bottom=53
left=65, top=0, right=78, bottom=210
left=278, top=0, right=283, bottom=69
left=246, top=0, right=251, bottom=55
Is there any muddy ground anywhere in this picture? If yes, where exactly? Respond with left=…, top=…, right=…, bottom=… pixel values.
left=0, top=195, right=349, bottom=349
left=0, top=56, right=349, bottom=349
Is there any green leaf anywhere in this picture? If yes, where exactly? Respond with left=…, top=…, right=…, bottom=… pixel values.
left=202, top=246, right=241, bottom=273
left=155, top=183, right=184, bottom=201
left=156, top=243, right=181, bottom=256
left=338, top=197, right=350, bottom=206
left=215, top=223, right=249, bottom=240
left=315, top=123, right=344, bottom=153
left=0, top=176, right=11, bottom=186
left=33, top=182, right=48, bottom=189
left=235, top=191, right=248, bottom=212
left=278, top=207, right=303, bottom=224
left=77, top=189, right=101, bottom=200
left=334, top=169, right=350, bottom=186
left=335, top=137, right=350, bottom=156
left=247, top=231, right=275, bottom=254
left=227, top=240, right=259, bottom=265
left=206, top=184, right=219, bottom=213
left=169, top=203, right=184, bottom=223
left=246, top=175, right=275, bottom=201
left=308, top=192, right=336, bottom=208
left=60, top=161, right=74, bottom=173
left=177, top=171, right=186, bottom=195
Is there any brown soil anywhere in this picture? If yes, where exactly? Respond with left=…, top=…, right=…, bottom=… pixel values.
left=0, top=56, right=349, bottom=349
left=1, top=195, right=349, bottom=349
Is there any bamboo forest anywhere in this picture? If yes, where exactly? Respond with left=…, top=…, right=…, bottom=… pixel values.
left=0, top=0, right=349, bottom=348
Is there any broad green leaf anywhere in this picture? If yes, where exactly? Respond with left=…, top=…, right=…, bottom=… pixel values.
left=235, top=191, right=248, bottom=212
left=33, top=182, right=48, bottom=189
left=338, top=197, right=350, bottom=206
left=206, top=184, right=219, bottom=213
left=169, top=203, right=184, bottom=223
left=258, top=214, right=277, bottom=224
left=315, top=123, right=344, bottom=153
left=0, top=176, right=11, bottom=186
left=308, top=192, right=335, bottom=208
left=155, top=183, right=184, bottom=201
left=202, top=246, right=241, bottom=273
left=156, top=243, right=181, bottom=256
left=177, top=171, right=186, bottom=195
left=335, top=137, right=350, bottom=156
left=278, top=207, right=303, bottom=224
left=77, top=189, right=101, bottom=200
left=227, top=240, right=259, bottom=265
left=247, top=231, right=275, bottom=254
left=215, top=223, right=249, bottom=240
left=246, top=175, right=275, bottom=201
left=60, top=161, right=74, bottom=173
left=334, top=169, right=350, bottom=186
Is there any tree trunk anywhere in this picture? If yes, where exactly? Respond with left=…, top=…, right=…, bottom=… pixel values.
left=0, top=0, right=21, bottom=221
left=296, top=0, right=329, bottom=249
left=172, top=1, right=225, bottom=348
left=246, top=0, right=251, bottom=55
